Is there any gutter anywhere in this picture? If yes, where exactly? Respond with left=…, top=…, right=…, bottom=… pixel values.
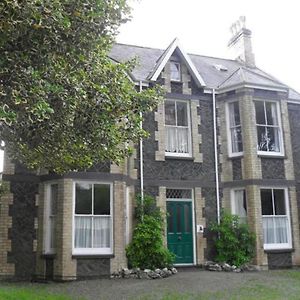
left=139, top=81, right=144, bottom=220
left=212, top=88, right=221, bottom=224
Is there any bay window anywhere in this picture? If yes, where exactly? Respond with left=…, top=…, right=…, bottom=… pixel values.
left=255, top=101, right=283, bottom=155
left=261, top=188, right=291, bottom=249
left=73, top=182, right=112, bottom=255
left=165, top=100, right=191, bottom=157
left=231, top=189, right=247, bottom=223
left=227, top=101, right=243, bottom=156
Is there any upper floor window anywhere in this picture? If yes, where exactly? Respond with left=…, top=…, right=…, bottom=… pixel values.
left=231, top=189, right=247, bottom=223
left=261, top=188, right=291, bottom=250
left=226, top=101, right=243, bottom=156
left=73, top=182, right=112, bottom=255
left=164, top=100, right=191, bottom=157
left=170, top=61, right=181, bottom=82
left=255, top=101, right=283, bottom=155
left=45, top=183, right=58, bottom=254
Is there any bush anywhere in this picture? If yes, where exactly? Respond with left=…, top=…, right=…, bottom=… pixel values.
left=210, top=211, right=256, bottom=267
left=126, top=195, right=175, bottom=269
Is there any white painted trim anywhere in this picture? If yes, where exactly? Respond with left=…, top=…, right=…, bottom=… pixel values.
left=150, top=38, right=206, bottom=87
left=287, top=100, right=300, bottom=105
left=164, top=99, right=192, bottom=158
left=225, top=100, right=244, bottom=158
left=260, top=187, right=292, bottom=250
left=44, top=182, right=59, bottom=255
left=72, top=181, right=113, bottom=255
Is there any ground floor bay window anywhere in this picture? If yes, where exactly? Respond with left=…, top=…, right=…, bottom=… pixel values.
left=261, top=188, right=292, bottom=250
left=73, top=182, right=113, bottom=255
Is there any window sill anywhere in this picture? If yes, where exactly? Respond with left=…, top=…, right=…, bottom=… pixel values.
left=258, top=153, right=285, bottom=159
left=264, top=248, right=294, bottom=254
left=72, top=254, right=114, bottom=259
left=228, top=154, right=244, bottom=159
left=165, top=155, right=194, bottom=161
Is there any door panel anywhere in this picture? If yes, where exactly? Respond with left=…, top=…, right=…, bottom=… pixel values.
left=167, top=201, right=193, bottom=264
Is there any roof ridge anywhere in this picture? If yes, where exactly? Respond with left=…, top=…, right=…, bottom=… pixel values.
left=114, top=42, right=165, bottom=52
left=218, top=67, right=242, bottom=88
left=242, top=67, right=286, bottom=86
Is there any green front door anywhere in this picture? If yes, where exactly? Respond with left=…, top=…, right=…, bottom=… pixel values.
left=167, top=201, right=194, bottom=264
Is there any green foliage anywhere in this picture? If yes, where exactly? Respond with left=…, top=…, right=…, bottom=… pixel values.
left=210, top=211, right=256, bottom=266
left=0, top=0, right=162, bottom=173
left=0, top=181, right=9, bottom=197
left=126, top=195, right=175, bottom=269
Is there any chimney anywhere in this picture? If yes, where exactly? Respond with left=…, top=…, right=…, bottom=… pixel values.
left=228, top=16, right=255, bottom=67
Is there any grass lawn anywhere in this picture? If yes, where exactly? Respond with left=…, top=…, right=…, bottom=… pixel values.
left=0, top=286, right=75, bottom=300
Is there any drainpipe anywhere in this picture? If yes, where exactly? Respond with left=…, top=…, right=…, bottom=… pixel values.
left=212, top=88, right=221, bottom=225
left=139, top=81, right=144, bottom=220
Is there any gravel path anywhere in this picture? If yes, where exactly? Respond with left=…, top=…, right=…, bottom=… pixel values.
left=1, top=269, right=297, bottom=300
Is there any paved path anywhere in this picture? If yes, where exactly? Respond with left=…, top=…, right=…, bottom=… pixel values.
left=32, top=269, right=291, bottom=299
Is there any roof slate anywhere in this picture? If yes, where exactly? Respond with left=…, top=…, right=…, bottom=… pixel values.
left=109, top=43, right=300, bottom=100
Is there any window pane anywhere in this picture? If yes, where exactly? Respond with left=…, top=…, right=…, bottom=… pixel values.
left=75, top=216, right=92, bottom=248
left=266, top=102, right=278, bottom=125
left=176, top=204, right=182, bottom=233
left=184, top=204, right=191, bottom=233
left=165, top=101, right=176, bottom=125
left=50, top=184, right=58, bottom=215
left=267, top=127, right=280, bottom=152
left=93, top=217, right=110, bottom=248
left=167, top=204, right=174, bottom=233
left=170, top=62, right=181, bottom=81
left=75, top=183, right=92, bottom=214
left=274, top=189, right=286, bottom=215
left=255, top=101, right=265, bottom=124
left=231, top=127, right=243, bottom=152
left=261, top=189, right=273, bottom=215
left=94, top=184, right=110, bottom=215
left=233, top=190, right=247, bottom=218
left=176, top=102, right=188, bottom=126
left=229, top=102, right=241, bottom=127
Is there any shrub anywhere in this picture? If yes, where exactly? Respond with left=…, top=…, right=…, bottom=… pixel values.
left=210, top=211, right=256, bottom=266
left=126, top=195, right=175, bottom=269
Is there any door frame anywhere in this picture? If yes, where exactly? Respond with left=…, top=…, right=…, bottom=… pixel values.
left=166, top=189, right=196, bottom=266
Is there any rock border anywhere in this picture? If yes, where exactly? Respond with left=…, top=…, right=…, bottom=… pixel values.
left=110, top=267, right=178, bottom=279
left=204, top=261, right=260, bottom=272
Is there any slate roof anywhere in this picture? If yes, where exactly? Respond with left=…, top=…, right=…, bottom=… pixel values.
left=109, top=43, right=300, bottom=100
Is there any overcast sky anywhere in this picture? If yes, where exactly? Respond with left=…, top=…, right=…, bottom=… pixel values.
left=117, top=0, right=300, bottom=92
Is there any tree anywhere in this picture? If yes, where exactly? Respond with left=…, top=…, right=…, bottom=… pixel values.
left=0, top=0, right=162, bottom=173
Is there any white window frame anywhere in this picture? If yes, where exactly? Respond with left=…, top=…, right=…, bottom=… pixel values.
left=170, top=61, right=181, bottom=82
left=44, top=182, right=58, bottom=254
left=261, top=187, right=292, bottom=250
left=255, top=100, right=284, bottom=156
left=72, top=181, right=113, bottom=255
left=230, top=188, right=247, bottom=223
left=164, top=99, right=192, bottom=158
left=226, top=100, right=243, bottom=157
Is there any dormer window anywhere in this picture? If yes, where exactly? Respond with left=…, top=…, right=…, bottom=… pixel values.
left=170, top=61, right=181, bottom=82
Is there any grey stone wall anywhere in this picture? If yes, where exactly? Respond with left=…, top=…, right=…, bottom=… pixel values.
left=267, top=252, right=292, bottom=269
left=77, top=258, right=110, bottom=279
left=8, top=180, right=38, bottom=279
left=232, top=158, right=242, bottom=180
left=261, top=158, right=285, bottom=179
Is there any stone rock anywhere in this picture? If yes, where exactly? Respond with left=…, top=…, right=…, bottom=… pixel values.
left=241, top=264, right=259, bottom=272
left=148, top=271, right=161, bottom=279
left=233, top=268, right=241, bottom=273
left=171, top=267, right=178, bottom=274
left=221, top=263, right=233, bottom=272
left=167, top=270, right=172, bottom=276
left=155, top=268, right=161, bottom=274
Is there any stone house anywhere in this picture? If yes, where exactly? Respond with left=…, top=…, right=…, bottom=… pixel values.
left=1, top=17, right=300, bottom=280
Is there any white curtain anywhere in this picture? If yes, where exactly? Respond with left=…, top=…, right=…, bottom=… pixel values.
left=93, top=217, right=110, bottom=248
left=166, top=126, right=188, bottom=153
left=75, top=216, right=92, bottom=248
left=49, top=216, right=55, bottom=249
left=263, top=216, right=288, bottom=245
left=234, top=190, right=247, bottom=222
